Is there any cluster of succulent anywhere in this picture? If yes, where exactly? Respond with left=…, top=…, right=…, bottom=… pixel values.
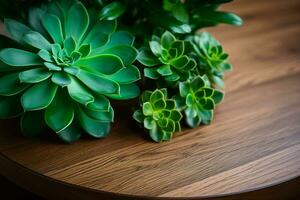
left=188, top=33, right=232, bottom=88
left=0, top=0, right=242, bottom=143
left=0, top=0, right=140, bottom=143
left=138, top=31, right=196, bottom=85
left=133, top=89, right=182, bottom=142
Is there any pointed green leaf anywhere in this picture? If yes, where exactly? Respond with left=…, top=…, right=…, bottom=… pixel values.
left=109, top=31, right=134, bottom=46
left=144, top=68, right=160, bottom=79
left=65, top=2, right=89, bottom=41
left=83, top=21, right=114, bottom=48
left=212, top=90, right=224, bottom=105
left=144, top=117, right=156, bottom=129
left=68, top=77, right=94, bottom=105
left=149, top=41, right=162, bottom=57
left=64, top=66, right=79, bottom=75
left=0, top=72, right=29, bottom=96
left=42, top=13, right=64, bottom=44
left=64, top=37, right=76, bottom=55
left=170, top=110, right=182, bottom=121
left=86, top=95, right=110, bottom=111
left=77, top=106, right=111, bottom=138
left=83, top=106, right=114, bottom=122
left=19, top=68, right=52, bottom=83
left=24, top=31, right=51, bottom=51
left=170, top=24, right=191, bottom=34
left=51, top=72, right=72, bottom=87
left=0, top=48, right=42, bottom=66
left=4, top=19, right=31, bottom=43
left=212, top=75, right=225, bottom=88
left=171, top=40, right=185, bottom=57
left=161, top=31, right=176, bottom=49
left=170, top=55, right=189, bottom=69
left=106, top=65, right=140, bottom=84
left=172, top=4, right=189, bottom=23
left=157, top=65, right=173, bottom=76
left=185, top=106, right=197, bottom=119
left=149, top=126, right=163, bottom=142
left=76, top=54, right=124, bottom=75
left=165, top=100, right=176, bottom=110
left=165, top=73, right=180, bottom=82
left=45, top=90, right=74, bottom=132
left=44, top=62, right=62, bottom=71
left=137, top=48, right=161, bottom=67
left=133, top=109, right=144, bottom=123
left=99, top=2, right=126, bottom=20
left=21, top=80, right=58, bottom=111
left=164, top=120, right=176, bottom=132
left=186, top=115, right=201, bottom=128
left=150, top=90, right=165, bottom=104
left=76, top=70, right=119, bottom=94
left=154, top=99, right=166, bottom=110
left=191, top=76, right=205, bottom=90
left=143, top=102, right=153, bottom=116
left=204, top=87, right=214, bottom=97
left=194, top=11, right=243, bottom=26
left=57, top=122, right=81, bottom=143
left=38, top=50, right=53, bottom=62
left=78, top=44, right=91, bottom=57
left=179, top=82, right=190, bottom=97
left=203, top=98, right=215, bottom=110
left=168, top=48, right=178, bottom=58
left=100, top=45, right=137, bottom=66
left=106, top=83, right=140, bottom=100
left=198, top=109, right=213, bottom=124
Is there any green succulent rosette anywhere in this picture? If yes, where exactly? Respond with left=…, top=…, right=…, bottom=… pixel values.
left=189, top=32, right=232, bottom=88
left=174, top=76, right=224, bottom=128
left=133, top=89, right=182, bottom=142
left=137, top=31, right=196, bottom=85
left=0, top=0, right=140, bottom=143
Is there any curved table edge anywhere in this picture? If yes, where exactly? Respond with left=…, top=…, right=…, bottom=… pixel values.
left=1, top=153, right=300, bottom=200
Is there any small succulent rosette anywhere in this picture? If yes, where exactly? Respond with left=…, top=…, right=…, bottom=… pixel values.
left=189, top=32, right=232, bottom=88
left=133, top=89, right=182, bottom=142
left=174, top=76, right=224, bottom=128
left=137, top=31, right=196, bottom=85
left=0, top=0, right=140, bottom=143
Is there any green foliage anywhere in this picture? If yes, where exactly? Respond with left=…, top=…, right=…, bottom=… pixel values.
left=174, top=76, right=224, bottom=128
left=0, top=0, right=242, bottom=143
left=133, top=89, right=182, bottom=142
left=0, top=0, right=140, bottom=143
left=189, top=32, right=232, bottom=88
left=138, top=31, right=196, bottom=85
left=94, top=0, right=243, bottom=45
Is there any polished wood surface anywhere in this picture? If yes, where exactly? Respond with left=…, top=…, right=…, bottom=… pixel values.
left=1, top=0, right=300, bottom=199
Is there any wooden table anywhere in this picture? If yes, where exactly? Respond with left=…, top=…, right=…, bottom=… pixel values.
left=1, top=0, right=300, bottom=199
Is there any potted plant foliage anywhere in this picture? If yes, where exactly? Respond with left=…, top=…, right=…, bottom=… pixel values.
left=0, top=0, right=242, bottom=143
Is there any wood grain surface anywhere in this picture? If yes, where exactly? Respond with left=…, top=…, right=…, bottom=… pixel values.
left=1, top=0, right=300, bottom=199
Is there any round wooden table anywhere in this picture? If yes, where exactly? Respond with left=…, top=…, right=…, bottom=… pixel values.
left=1, top=0, right=300, bottom=199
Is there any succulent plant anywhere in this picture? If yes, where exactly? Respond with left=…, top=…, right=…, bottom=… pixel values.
left=137, top=31, right=196, bottom=85
left=189, top=32, right=232, bottom=88
left=174, top=76, right=224, bottom=128
left=0, top=0, right=140, bottom=143
left=133, top=89, right=182, bottom=142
